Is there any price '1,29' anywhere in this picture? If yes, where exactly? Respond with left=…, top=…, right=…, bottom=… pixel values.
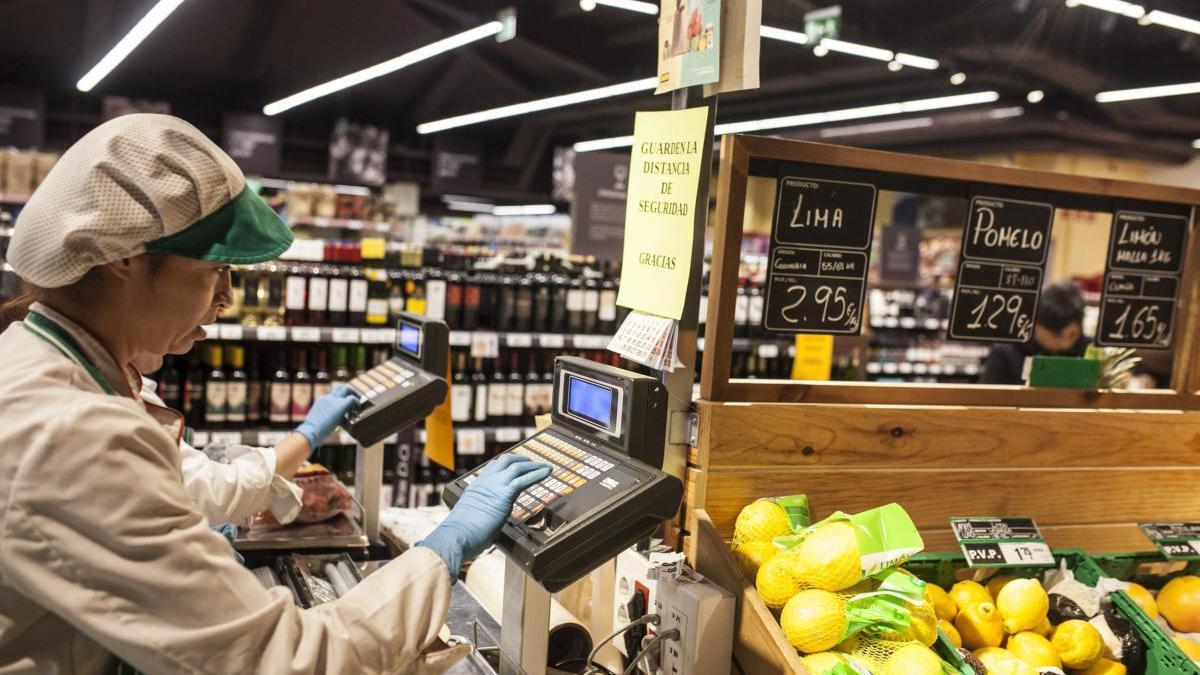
left=965, top=292, right=1033, bottom=341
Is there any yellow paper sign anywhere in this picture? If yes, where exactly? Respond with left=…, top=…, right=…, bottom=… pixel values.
left=615, top=107, right=709, bottom=320
left=424, top=356, right=454, bottom=471
left=791, top=334, right=834, bottom=381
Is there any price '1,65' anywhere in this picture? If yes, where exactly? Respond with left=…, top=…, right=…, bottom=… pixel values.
left=1109, top=303, right=1166, bottom=342
left=966, top=293, right=1032, bottom=340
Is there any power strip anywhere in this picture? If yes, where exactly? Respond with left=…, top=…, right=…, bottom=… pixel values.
left=613, top=548, right=658, bottom=658
left=653, top=574, right=734, bottom=675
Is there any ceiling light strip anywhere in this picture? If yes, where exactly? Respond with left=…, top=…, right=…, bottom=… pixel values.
left=573, top=91, right=1002, bottom=151
left=76, top=0, right=187, bottom=92
left=818, top=38, right=894, bottom=62
left=264, top=21, right=502, bottom=116
left=895, top=53, right=940, bottom=70
left=1095, top=80, right=1200, bottom=102
left=418, top=77, right=658, bottom=134
left=1144, top=10, right=1200, bottom=35
left=759, top=25, right=809, bottom=44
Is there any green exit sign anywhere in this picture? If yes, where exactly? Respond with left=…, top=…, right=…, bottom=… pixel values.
left=804, top=5, right=842, bottom=43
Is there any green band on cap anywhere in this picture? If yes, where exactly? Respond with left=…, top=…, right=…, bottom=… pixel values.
left=145, top=185, right=293, bottom=264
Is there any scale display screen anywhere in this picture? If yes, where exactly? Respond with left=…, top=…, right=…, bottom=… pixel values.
left=563, top=373, right=618, bottom=432
left=397, top=321, right=422, bottom=358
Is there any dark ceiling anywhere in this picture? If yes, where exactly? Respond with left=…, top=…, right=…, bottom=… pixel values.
left=2, top=0, right=1199, bottom=200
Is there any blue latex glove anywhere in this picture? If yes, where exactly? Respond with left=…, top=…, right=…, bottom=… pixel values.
left=211, top=522, right=245, bottom=565
left=418, top=454, right=552, bottom=582
left=295, top=383, right=361, bottom=452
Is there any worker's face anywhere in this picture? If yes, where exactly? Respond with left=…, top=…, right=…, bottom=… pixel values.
left=130, top=352, right=164, bottom=374
left=122, top=255, right=232, bottom=357
left=1034, top=322, right=1081, bottom=354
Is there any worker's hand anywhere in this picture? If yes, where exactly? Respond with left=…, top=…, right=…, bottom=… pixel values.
left=418, top=455, right=551, bottom=582
left=294, top=384, right=361, bottom=452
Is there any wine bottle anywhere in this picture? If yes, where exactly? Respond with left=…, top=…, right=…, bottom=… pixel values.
left=239, top=268, right=261, bottom=326
left=487, top=357, right=507, bottom=426
left=226, top=345, right=248, bottom=427
left=734, top=278, right=749, bottom=339
left=747, top=281, right=764, bottom=339
left=405, top=275, right=426, bottom=317
left=352, top=345, right=368, bottom=376
left=246, top=347, right=264, bottom=426
left=531, top=269, right=550, bottom=333
left=514, top=276, right=533, bottom=333
left=312, top=347, right=332, bottom=400
left=366, top=268, right=390, bottom=326
left=478, top=272, right=498, bottom=330
left=471, top=356, right=489, bottom=426
left=523, top=350, right=540, bottom=425
left=268, top=351, right=291, bottom=428
left=387, top=270, right=406, bottom=324
left=263, top=263, right=286, bottom=326
left=348, top=267, right=369, bottom=327
left=598, top=267, right=618, bottom=334
left=444, top=270, right=464, bottom=330
left=496, top=273, right=516, bottom=330
left=183, top=353, right=206, bottom=428
left=307, top=264, right=329, bottom=327
left=450, top=350, right=472, bottom=424
left=582, top=273, right=600, bottom=334
left=205, top=344, right=228, bottom=428
left=157, top=355, right=183, bottom=411
left=331, top=346, right=352, bottom=387
left=461, top=270, right=481, bottom=331
left=566, top=274, right=585, bottom=334
left=290, top=348, right=313, bottom=425
left=506, top=351, right=524, bottom=427
left=425, top=269, right=446, bottom=321
left=327, top=266, right=349, bottom=327
left=285, top=264, right=308, bottom=326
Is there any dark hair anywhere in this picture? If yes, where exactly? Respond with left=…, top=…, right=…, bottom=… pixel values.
left=0, top=287, right=42, bottom=332
left=1036, top=282, right=1085, bottom=333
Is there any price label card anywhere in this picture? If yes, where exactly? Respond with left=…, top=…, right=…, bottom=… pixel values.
left=538, top=334, right=566, bottom=349
left=291, top=327, right=321, bottom=342
left=950, top=195, right=1054, bottom=344
left=505, top=333, right=533, bottom=348
left=217, top=324, right=244, bottom=341
left=191, top=431, right=210, bottom=447
left=201, top=324, right=219, bottom=339
left=576, top=335, right=612, bottom=349
left=1097, top=274, right=1177, bottom=348
left=257, top=430, right=289, bottom=446
left=494, top=427, right=523, bottom=443
left=951, top=516, right=1055, bottom=568
left=757, top=343, right=780, bottom=359
left=764, top=173, right=877, bottom=336
left=456, top=429, right=487, bottom=456
left=471, top=332, right=500, bottom=359
left=258, top=326, right=288, bottom=341
left=211, top=431, right=244, bottom=446
left=362, top=328, right=396, bottom=344
left=1140, top=522, right=1200, bottom=560
left=332, top=327, right=361, bottom=343
left=449, top=331, right=472, bottom=347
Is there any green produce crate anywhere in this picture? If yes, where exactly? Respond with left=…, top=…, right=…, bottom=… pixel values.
left=902, top=549, right=1200, bottom=675
left=934, top=628, right=974, bottom=675
left=1091, top=551, right=1200, bottom=590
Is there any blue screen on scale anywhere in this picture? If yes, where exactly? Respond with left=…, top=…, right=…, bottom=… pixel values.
left=398, top=323, right=421, bottom=357
left=566, top=375, right=614, bottom=428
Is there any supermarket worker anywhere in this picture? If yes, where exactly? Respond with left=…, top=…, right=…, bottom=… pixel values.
left=0, top=113, right=550, bottom=674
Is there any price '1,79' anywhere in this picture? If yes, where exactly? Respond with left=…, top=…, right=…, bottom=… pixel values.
left=966, top=292, right=1032, bottom=341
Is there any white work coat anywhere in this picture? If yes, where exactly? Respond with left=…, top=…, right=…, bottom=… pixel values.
left=137, top=376, right=303, bottom=526
left=0, top=303, right=468, bottom=674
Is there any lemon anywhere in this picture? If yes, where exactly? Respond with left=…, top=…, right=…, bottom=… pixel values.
left=987, top=574, right=1017, bottom=600
left=733, top=540, right=779, bottom=579
left=950, top=580, right=993, bottom=613
left=992, top=660, right=1038, bottom=675
left=756, top=551, right=804, bottom=609
left=881, top=642, right=941, bottom=675
left=926, top=583, right=958, bottom=622
left=734, top=500, right=793, bottom=544
left=910, top=602, right=939, bottom=646
left=793, top=521, right=861, bottom=591
left=1122, top=582, right=1158, bottom=619
left=974, top=646, right=1018, bottom=672
left=801, top=651, right=852, bottom=673
left=780, top=589, right=848, bottom=654
left=1006, top=631, right=1061, bottom=669
left=996, top=578, right=1050, bottom=634
left=1174, top=636, right=1200, bottom=661
left=1051, top=619, right=1104, bottom=669
left=939, top=619, right=962, bottom=648
left=1031, top=615, right=1053, bottom=638
left=1075, top=657, right=1128, bottom=675
left=956, top=601, right=1005, bottom=649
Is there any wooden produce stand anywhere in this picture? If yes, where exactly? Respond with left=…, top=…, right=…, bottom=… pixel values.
left=682, top=135, right=1200, bottom=673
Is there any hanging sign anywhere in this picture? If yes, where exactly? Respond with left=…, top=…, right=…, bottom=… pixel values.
left=0, top=86, right=45, bottom=149
left=571, top=150, right=629, bottom=262
left=763, top=175, right=877, bottom=334
left=657, top=0, right=722, bottom=93
left=949, top=195, right=1053, bottom=343
left=222, top=112, right=282, bottom=176
left=1097, top=210, right=1189, bottom=349
left=951, top=516, right=1055, bottom=568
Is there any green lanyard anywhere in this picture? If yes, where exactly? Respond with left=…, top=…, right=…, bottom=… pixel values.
left=22, top=310, right=121, bottom=396
left=26, top=311, right=145, bottom=675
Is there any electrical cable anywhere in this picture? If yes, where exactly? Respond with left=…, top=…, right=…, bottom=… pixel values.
left=583, top=613, right=659, bottom=675
left=620, top=629, right=679, bottom=675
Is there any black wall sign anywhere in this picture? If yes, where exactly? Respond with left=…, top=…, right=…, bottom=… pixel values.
left=1097, top=209, right=1189, bottom=349
left=430, top=136, right=482, bottom=195
left=880, top=224, right=920, bottom=285
left=950, top=195, right=1054, bottom=344
left=0, top=86, right=44, bottom=149
left=763, top=174, right=877, bottom=335
left=222, top=112, right=282, bottom=176
left=570, top=151, right=629, bottom=262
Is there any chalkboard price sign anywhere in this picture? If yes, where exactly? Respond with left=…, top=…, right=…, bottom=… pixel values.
left=1108, top=211, right=1187, bottom=275
left=962, top=196, right=1053, bottom=265
left=949, top=262, right=1040, bottom=343
left=763, top=248, right=867, bottom=334
left=1097, top=273, right=1177, bottom=348
left=773, top=176, right=877, bottom=250
left=764, top=171, right=877, bottom=335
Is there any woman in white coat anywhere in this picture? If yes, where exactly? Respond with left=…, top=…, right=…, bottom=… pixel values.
left=0, top=114, right=549, bottom=674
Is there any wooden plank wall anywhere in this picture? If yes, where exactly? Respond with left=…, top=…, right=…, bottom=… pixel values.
left=685, top=401, right=1200, bottom=553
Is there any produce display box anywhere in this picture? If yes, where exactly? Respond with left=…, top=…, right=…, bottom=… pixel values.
left=902, top=549, right=1200, bottom=675
left=1091, top=552, right=1200, bottom=590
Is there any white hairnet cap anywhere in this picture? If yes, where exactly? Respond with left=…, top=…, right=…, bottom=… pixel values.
left=9, top=113, right=292, bottom=288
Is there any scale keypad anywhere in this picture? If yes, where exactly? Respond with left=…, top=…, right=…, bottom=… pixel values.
left=349, top=359, right=417, bottom=403
left=462, top=433, right=617, bottom=521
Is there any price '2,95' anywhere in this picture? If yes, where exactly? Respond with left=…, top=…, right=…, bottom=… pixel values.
left=779, top=283, right=860, bottom=332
